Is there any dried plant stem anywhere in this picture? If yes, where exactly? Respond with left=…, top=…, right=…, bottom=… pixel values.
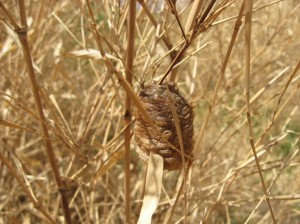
left=137, top=0, right=180, bottom=82
left=195, top=2, right=244, bottom=154
left=18, top=17, right=74, bottom=224
left=162, top=160, right=193, bottom=224
left=159, top=42, right=189, bottom=84
left=0, top=1, right=72, bottom=223
left=244, top=1, right=276, bottom=223
left=197, top=0, right=217, bottom=27
left=167, top=0, right=209, bottom=82
left=83, top=0, right=154, bottom=128
left=166, top=0, right=187, bottom=41
left=137, top=0, right=172, bottom=50
left=166, top=86, right=187, bottom=222
left=185, top=0, right=203, bottom=34
left=0, top=152, right=56, bottom=224
left=124, top=0, right=137, bottom=222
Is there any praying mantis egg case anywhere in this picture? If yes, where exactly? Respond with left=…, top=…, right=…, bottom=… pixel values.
left=134, top=82, right=194, bottom=171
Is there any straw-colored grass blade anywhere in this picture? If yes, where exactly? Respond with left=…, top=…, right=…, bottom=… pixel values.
left=0, top=119, right=36, bottom=133
left=244, top=1, right=276, bottom=222
left=138, top=152, right=164, bottom=224
left=65, top=49, right=119, bottom=61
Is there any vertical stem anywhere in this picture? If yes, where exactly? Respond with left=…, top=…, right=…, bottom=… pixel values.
left=124, top=1, right=136, bottom=223
left=18, top=31, right=72, bottom=224
left=244, top=1, right=276, bottom=223
left=159, top=42, right=189, bottom=84
left=16, top=1, right=72, bottom=223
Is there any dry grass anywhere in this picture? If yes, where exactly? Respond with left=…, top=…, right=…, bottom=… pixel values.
left=1, top=0, right=300, bottom=223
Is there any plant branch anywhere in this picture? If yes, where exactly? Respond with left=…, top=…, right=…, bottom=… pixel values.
left=244, top=1, right=276, bottom=222
left=195, top=1, right=244, bottom=156
left=0, top=1, right=73, bottom=223
left=124, top=0, right=137, bottom=223
left=159, top=0, right=218, bottom=83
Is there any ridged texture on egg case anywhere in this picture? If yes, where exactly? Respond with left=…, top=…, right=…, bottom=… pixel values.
left=134, top=82, right=194, bottom=170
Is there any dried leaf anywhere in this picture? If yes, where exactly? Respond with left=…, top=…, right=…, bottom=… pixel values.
left=138, top=152, right=164, bottom=224
left=65, top=49, right=119, bottom=61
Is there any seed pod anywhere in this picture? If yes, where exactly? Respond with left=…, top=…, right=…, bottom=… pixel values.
left=134, top=82, right=194, bottom=171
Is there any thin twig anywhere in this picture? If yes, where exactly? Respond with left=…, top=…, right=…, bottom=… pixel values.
left=185, top=0, right=203, bottom=34
left=137, top=0, right=173, bottom=50
left=124, top=0, right=137, bottom=223
left=159, top=0, right=220, bottom=84
left=1, top=1, right=73, bottom=223
left=166, top=0, right=187, bottom=41
left=244, top=1, right=276, bottom=223
left=195, top=2, right=244, bottom=156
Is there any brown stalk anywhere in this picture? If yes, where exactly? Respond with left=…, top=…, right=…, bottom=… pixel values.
left=159, top=41, right=189, bottom=84
left=244, top=1, right=276, bottom=223
left=165, top=85, right=188, bottom=222
left=0, top=1, right=72, bottom=223
left=166, top=0, right=187, bottom=41
left=124, top=0, right=136, bottom=223
left=168, top=0, right=209, bottom=82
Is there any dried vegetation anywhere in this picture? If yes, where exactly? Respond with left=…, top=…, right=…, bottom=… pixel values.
left=0, top=0, right=300, bottom=223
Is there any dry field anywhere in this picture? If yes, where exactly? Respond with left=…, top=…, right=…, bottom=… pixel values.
left=1, top=0, right=300, bottom=223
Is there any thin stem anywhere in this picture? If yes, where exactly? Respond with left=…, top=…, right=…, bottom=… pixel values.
left=19, top=22, right=74, bottom=224
left=195, top=2, right=244, bottom=155
left=162, top=160, right=193, bottom=224
left=137, top=0, right=173, bottom=50
left=197, top=0, right=217, bottom=27
left=137, top=0, right=181, bottom=82
left=166, top=85, right=187, bottom=223
left=158, top=41, right=189, bottom=84
left=244, top=1, right=276, bottom=223
left=160, top=0, right=218, bottom=83
left=18, top=0, right=27, bottom=27
left=166, top=0, right=187, bottom=41
left=6, top=1, right=73, bottom=223
left=0, top=2, right=19, bottom=29
left=124, top=0, right=137, bottom=223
